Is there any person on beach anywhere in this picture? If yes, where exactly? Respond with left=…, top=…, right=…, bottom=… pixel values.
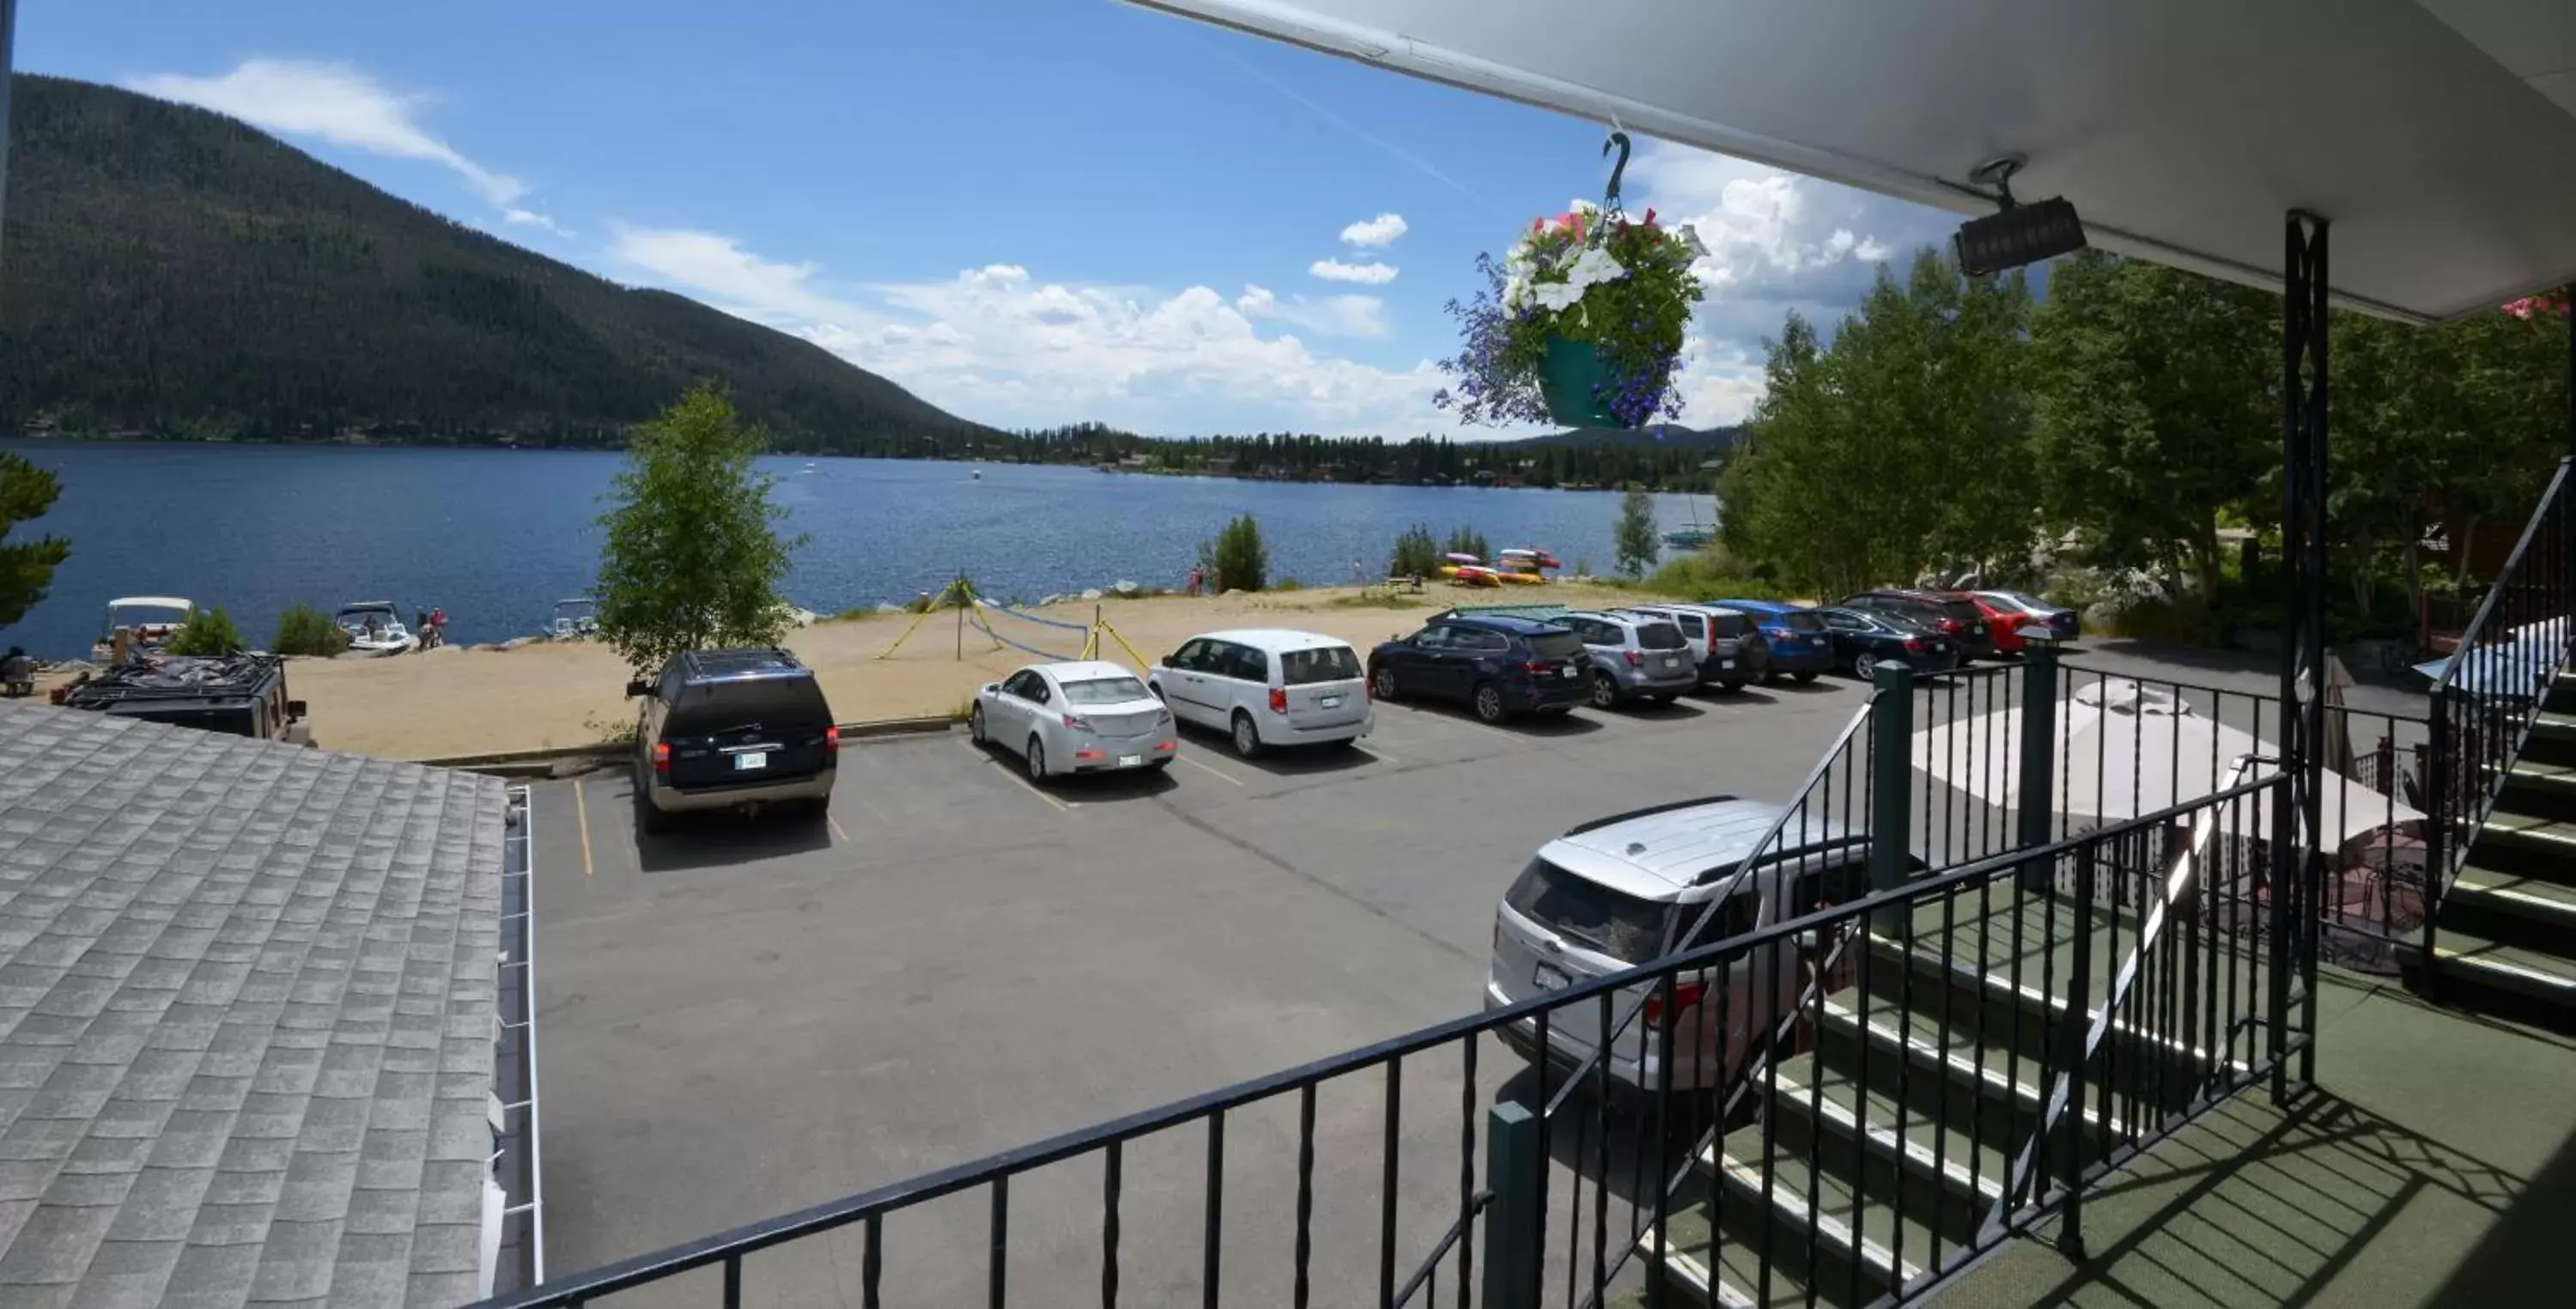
left=1187, top=566, right=1205, bottom=597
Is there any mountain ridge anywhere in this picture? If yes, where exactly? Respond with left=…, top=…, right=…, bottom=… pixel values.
left=0, top=73, right=997, bottom=451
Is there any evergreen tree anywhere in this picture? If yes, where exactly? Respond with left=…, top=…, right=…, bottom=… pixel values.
left=0, top=451, right=70, bottom=631
left=1615, top=489, right=1660, bottom=577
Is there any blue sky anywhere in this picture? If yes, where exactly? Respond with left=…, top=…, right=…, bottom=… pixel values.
left=19, top=0, right=1960, bottom=437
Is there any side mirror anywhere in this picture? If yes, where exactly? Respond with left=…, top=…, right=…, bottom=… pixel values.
left=286, top=700, right=308, bottom=720
left=1160, top=654, right=1176, bottom=668
left=624, top=679, right=651, bottom=698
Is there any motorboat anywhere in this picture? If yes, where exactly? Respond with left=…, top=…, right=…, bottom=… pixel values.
left=549, top=597, right=600, bottom=641
left=91, top=595, right=194, bottom=663
left=334, top=601, right=417, bottom=656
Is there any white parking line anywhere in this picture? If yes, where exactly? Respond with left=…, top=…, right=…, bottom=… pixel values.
left=1174, top=752, right=1245, bottom=787
left=956, top=738, right=1074, bottom=813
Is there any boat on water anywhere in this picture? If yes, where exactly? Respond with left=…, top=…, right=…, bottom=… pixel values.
left=91, top=596, right=194, bottom=663
left=970, top=467, right=983, bottom=481
left=334, top=602, right=418, bottom=656
left=1662, top=527, right=1715, bottom=550
left=548, top=597, right=600, bottom=642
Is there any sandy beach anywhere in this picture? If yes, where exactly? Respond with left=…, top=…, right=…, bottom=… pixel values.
left=39, top=582, right=1670, bottom=762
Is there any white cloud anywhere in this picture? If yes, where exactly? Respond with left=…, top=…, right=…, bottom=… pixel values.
left=503, top=209, right=573, bottom=237
left=129, top=58, right=527, bottom=206
left=1339, top=212, right=1409, bottom=247
left=1309, top=259, right=1400, bottom=285
left=605, top=224, right=1445, bottom=435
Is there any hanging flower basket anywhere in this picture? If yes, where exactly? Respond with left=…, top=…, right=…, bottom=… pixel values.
left=1434, top=156, right=1706, bottom=430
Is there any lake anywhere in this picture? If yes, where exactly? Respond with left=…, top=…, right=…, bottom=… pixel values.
left=0, top=440, right=1713, bottom=657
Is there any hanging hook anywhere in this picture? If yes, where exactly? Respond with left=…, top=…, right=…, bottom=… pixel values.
left=1602, top=131, right=1632, bottom=211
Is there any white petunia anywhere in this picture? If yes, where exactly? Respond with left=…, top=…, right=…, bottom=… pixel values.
left=1676, top=225, right=1710, bottom=259
left=1531, top=281, right=1585, bottom=312
left=1564, top=247, right=1626, bottom=289
left=1504, top=276, right=1529, bottom=308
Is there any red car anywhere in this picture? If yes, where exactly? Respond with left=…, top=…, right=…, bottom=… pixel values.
left=1969, top=595, right=2032, bottom=655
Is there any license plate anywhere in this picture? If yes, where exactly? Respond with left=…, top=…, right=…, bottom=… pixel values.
left=1720, top=659, right=1736, bottom=669
left=1319, top=696, right=1341, bottom=709
left=1560, top=667, right=1579, bottom=679
left=733, top=752, right=769, bottom=771
left=1533, top=964, right=1570, bottom=991
left=1810, top=636, right=1827, bottom=647
left=1661, top=655, right=1681, bottom=669
left=1117, top=753, right=1142, bottom=768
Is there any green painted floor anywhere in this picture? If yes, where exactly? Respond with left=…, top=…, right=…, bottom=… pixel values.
left=1945, top=969, right=2576, bottom=1308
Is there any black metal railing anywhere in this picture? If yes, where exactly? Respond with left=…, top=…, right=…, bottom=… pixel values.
left=2424, top=458, right=2576, bottom=973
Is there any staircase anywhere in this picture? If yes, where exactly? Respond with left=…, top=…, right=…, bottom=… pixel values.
left=2403, top=673, right=2576, bottom=1024
left=1637, top=880, right=2267, bottom=1307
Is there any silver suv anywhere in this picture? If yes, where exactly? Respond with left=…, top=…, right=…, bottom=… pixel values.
left=1484, top=797, right=1893, bottom=1095
left=1558, top=611, right=1698, bottom=709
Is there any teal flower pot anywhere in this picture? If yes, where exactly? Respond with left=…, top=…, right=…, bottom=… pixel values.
left=1538, top=335, right=1620, bottom=428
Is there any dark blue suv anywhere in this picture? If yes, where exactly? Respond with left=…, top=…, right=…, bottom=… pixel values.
left=1710, top=599, right=1838, bottom=683
left=1368, top=615, right=1593, bottom=722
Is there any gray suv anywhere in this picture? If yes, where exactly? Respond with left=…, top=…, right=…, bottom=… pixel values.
left=628, top=648, right=838, bottom=831
left=1558, top=611, right=1699, bottom=709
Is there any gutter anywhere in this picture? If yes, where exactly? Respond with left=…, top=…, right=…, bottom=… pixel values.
left=427, top=715, right=961, bottom=778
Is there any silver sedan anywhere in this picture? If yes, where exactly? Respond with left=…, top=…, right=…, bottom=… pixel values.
left=969, top=661, right=1177, bottom=782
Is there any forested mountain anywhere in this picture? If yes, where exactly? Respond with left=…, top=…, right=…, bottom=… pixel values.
left=0, top=74, right=995, bottom=450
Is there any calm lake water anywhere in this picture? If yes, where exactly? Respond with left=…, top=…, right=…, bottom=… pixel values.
left=0, top=440, right=1711, bottom=658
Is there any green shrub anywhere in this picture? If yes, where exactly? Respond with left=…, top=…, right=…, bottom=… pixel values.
left=1390, top=524, right=1443, bottom=578
left=1638, top=547, right=1787, bottom=602
left=272, top=603, right=350, bottom=656
left=1444, top=525, right=1491, bottom=562
left=165, top=606, right=246, bottom=656
left=1199, top=514, right=1269, bottom=592
left=1274, top=577, right=1303, bottom=592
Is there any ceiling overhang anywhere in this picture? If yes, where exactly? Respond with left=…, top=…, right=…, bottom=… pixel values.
left=1129, top=0, right=2576, bottom=323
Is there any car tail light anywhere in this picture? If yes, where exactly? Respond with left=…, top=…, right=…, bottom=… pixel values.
left=1060, top=712, right=1095, bottom=731
left=1268, top=686, right=1288, bottom=714
left=1516, top=660, right=1550, bottom=673
left=1904, top=637, right=1928, bottom=653
left=1621, top=649, right=1643, bottom=667
left=1642, top=980, right=1707, bottom=1026
left=824, top=725, right=840, bottom=758
left=652, top=741, right=670, bottom=776
left=1939, top=618, right=1964, bottom=633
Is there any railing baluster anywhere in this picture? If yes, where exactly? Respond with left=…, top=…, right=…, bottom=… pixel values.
left=1293, top=1087, right=1312, bottom=1309
left=1204, top=1111, right=1224, bottom=1309
left=722, top=1253, right=741, bottom=1309
left=1104, top=1140, right=1123, bottom=1309
left=1457, top=1038, right=1477, bottom=1309
left=865, top=1214, right=883, bottom=1309
left=1592, top=990, right=1613, bottom=1305
left=989, top=1176, right=1009, bottom=1308
left=1381, top=1056, right=1401, bottom=1309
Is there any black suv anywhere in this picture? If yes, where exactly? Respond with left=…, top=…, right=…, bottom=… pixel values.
left=1367, top=614, right=1594, bottom=722
left=59, top=654, right=313, bottom=744
left=627, top=648, right=838, bottom=831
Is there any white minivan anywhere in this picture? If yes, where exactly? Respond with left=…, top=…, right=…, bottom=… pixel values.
left=1148, top=628, right=1374, bottom=758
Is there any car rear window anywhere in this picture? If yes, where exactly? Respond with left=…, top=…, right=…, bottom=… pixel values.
left=1504, top=858, right=1670, bottom=962
left=1527, top=630, right=1585, bottom=661
left=1941, top=600, right=1984, bottom=622
left=669, top=674, right=831, bottom=734
left=1773, top=610, right=1827, bottom=633
left=1708, top=612, right=1753, bottom=637
left=1635, top=622, right=1688, bottom=650
left=1061, top=675, right=1150, bottom=704
left=1669, top=613, right=1704, bottom=637
left=1279, top=645, right=1361, bottom=685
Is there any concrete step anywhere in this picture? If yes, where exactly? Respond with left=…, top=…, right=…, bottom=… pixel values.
left=2400, top=930, right=2576, bottom=1032
left=1707, top=1134, right=1940, bottom=1306
left=1632, top=1202, right=1768, bottom=1308
left=2466, top=807, right=2576, bottom=881
left=2494, top=758, right=2576, bottom=823
left=1814, top=989, right=2117, bottom=1149
left=2444, top=862, right=2576, bottom=954
left=1759, top=1050, right=2006, bottom=1245
left=2522, top=710, right=2576, bottom=769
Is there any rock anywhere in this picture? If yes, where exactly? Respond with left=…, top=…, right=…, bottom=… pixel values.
left=469, top=642, right=504, bottom=653
left=1111, top=580, right=1140, bottom=595
left=875, top=603, right=903, bottom=615
left=1038, top=594, right=1062, bottom=607
left=420, top=643, right=463, bottom=656
left=1080, top=588, right=1103, bottom=601
left=499, top=636, right=541, bottom=650
left=1217, top=588, right=1242, bottom=599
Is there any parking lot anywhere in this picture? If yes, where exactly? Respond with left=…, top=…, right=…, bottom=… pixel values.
left=526, top=642, right=2430, bottom=1305
left=528, top=663, right=1882, bottom=1303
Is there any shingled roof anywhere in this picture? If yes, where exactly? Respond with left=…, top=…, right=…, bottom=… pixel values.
left=0, top=703, right=510, bottom=1307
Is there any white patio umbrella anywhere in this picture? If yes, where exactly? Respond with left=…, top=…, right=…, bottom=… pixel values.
left=1909, top=678, right=2423, bottom=847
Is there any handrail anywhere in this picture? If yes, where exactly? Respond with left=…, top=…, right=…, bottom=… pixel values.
left=1974, top=755, right=2266, bottom=1248
left=1541, top=689, right=1880, bottom=1119
left=2428, top=455, right=2571, bottom=698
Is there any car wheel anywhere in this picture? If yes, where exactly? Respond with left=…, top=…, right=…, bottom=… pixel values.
left=1472, top=682, right=1506, bottom=724
left=1026, top=737, right=1048, bottom=781
left=1793, top=671, right=1820, bottom=685
left=1230, top=711, right=1264, bottom=759
left=1373, top=663, right=1401, bottom=701
left=1590, top=672, right=1620, bottom=710
left=969, top=703, right=987, bottom=745
left=1855, top=652, right=1880, bottom=681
